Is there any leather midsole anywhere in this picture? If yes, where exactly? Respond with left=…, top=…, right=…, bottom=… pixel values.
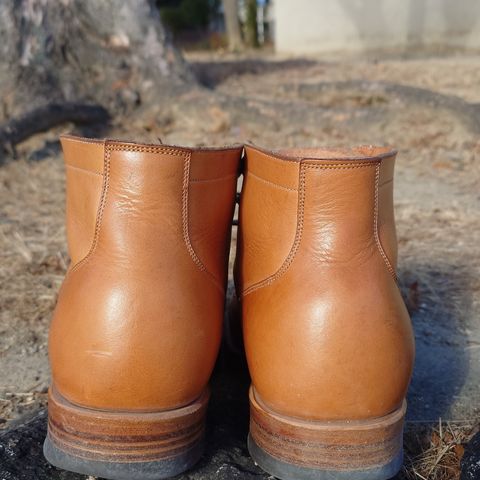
left=47, top=387, right=209, bottom=463
left=249, top=386, right=406, bottom=470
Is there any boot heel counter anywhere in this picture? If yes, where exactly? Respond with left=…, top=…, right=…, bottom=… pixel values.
left=242, top=148, right=414, bottom=421
left=60, top=136, right=105, bottom=267
left=50, top=139, right=236, bottom=412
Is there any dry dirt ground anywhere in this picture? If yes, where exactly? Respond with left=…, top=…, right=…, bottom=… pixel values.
left=1, top=51, right=480, bottom=479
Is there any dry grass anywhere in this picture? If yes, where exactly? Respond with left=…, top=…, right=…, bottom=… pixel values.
left=1, top=54, right=480, bottom=478
left=402, top=421, right=478, bottom=480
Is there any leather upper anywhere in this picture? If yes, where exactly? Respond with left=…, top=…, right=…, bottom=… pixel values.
left=236, top=145, right=415, bottom=421
left=50, top=135, right=242, bottom=411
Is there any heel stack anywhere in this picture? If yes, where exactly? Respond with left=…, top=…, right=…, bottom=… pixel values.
left=248, top=388, right=405, bottom=480
left=44, top=387, right=209, bottom=480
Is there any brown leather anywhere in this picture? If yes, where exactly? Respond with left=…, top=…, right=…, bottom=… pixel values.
left=62, top=137, right=104, bottom=265
left=50, top=135, right=242, bottom=411
left=236, top=144, right=415, bottom=421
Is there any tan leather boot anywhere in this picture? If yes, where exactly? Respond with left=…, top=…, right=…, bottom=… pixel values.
left=235, top=145, right=415, bottom=480
left=43, top=135, right=242, bottom=480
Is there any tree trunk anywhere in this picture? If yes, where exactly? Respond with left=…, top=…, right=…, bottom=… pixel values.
left=222, top=0, right=243, bottom=51
left=0, top=0, right=194, bottom=122
left=244, top=0, right=259, bottom=48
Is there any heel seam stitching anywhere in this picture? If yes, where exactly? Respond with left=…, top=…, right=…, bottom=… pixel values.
left=182, top=152, right=225, bottom=293
left=374, top=162, right=397, bottom=280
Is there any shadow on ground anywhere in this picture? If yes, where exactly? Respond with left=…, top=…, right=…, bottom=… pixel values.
left=400, top=261, right=475, bottom=422
left=190, top=58, right=317, bottom=88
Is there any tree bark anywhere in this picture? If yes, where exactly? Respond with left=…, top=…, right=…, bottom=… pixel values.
left=0, top=104, right=109, bottom=156
left=0, top=0, right=194, bottom=122
left=222, top=0, right=243, bottom=51
left=244, top=0, right=259, bottom=48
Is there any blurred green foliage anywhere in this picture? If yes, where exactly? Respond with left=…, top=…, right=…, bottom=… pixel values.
left=159, top=0, right=220, bottom=33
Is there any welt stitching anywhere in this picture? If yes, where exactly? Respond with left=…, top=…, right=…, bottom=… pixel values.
left=65, top=163, right=103, bottom=176
left=190, top=173, right=237, bottom=183
left=374, top=162, right=397, bottom=280
left=242, top=165, right=306, bottom=297
left=181, top=152, right=225, bottom=293
left=69, top=141, right=111, bottom=274
left=247, top=171, right=298, bottom=192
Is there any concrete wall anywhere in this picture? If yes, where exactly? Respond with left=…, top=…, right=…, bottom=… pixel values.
left=274, top=0, right=480, bottom=54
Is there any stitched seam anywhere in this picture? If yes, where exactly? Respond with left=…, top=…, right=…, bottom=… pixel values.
left=374, top=162, right=397, bottom=280
left=66, top=143, right=187, bottom=275
left=248, top=147, right=384, bottom=165
left=62, top=135, right=242, bottom=153
left=302, top=162, right=376, bottom=169
left=242, top=165, right=306, bottom=297
left=190, top=173, right=237, bottom=183
left=247, top=171, right=298, bottom=192
left=107, top=144, right=185, bottom=156
left=241, top=162, right=380, bottom=296
left=68, top=141, right=111, bottom=273
left=182, top=153, right=225, bottom=293
left=65, top=163, right=103, bottom=176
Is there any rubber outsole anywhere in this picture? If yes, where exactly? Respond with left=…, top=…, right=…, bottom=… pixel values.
left=44, top=434, right=204, bottom=480
left=248, top=435, right=403, bottom=480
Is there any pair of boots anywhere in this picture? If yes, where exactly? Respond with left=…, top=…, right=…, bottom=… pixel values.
left=43, top=135, right=415, bottom=480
